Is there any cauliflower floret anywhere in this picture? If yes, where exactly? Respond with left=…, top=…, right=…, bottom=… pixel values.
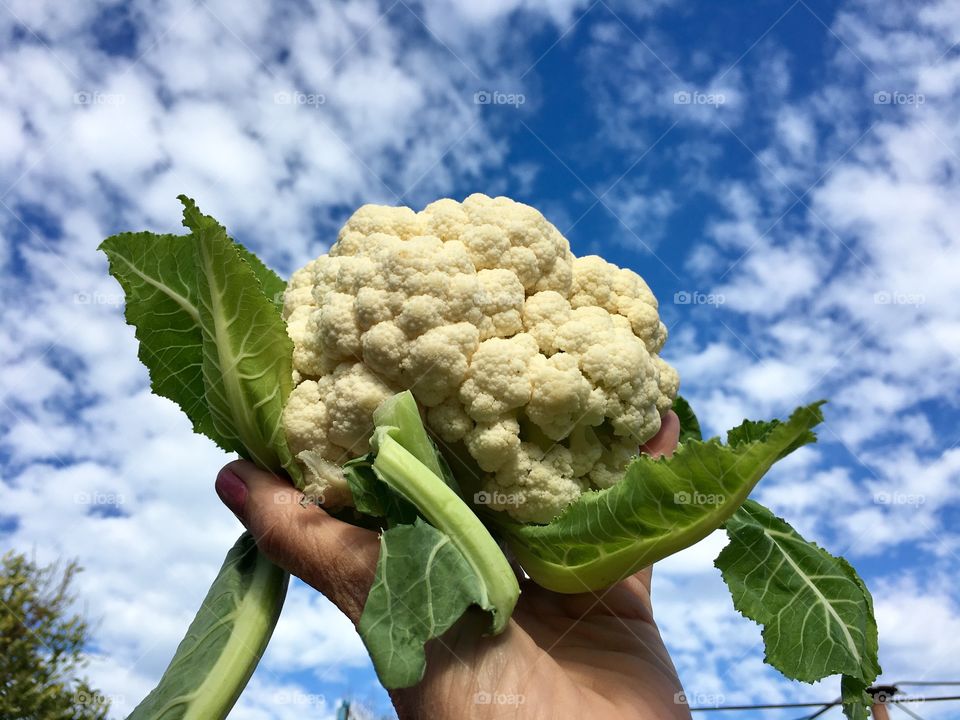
left=476, top=269, right=524, bottom=340
left=466, top=417, right=521, bottom=472
left=522, top=291, right=571, bottom=355
left=404, top=323, right=479, bottom=406
left=459, top=334, right=539, bottom=421
left=589, top=436, right=640, bottom=489
left=282, top=194, right=679, bottom=522
left=526, top=353, right=593, bottom=440
left=654, top=356, right=681, bottom=415
left=282, top=363, right=396, bottom=502
left=482, top=444, right=584, bottom=523
left=283, top=379, right=334, bottom=460
left=427, top=398, right=473, bottom=443
left=570, top=255, right=667, bottom=353
left=283, top=259, right=318, bottom=320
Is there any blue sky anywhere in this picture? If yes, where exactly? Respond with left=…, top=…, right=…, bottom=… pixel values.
left=2, top=0, right=959, bottom=718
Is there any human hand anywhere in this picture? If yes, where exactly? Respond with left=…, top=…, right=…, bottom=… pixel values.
left=215, top=411, right=688, bottom=720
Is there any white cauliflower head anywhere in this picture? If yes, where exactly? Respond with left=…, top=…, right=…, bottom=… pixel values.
left=282, top=194, right=679, bottom=522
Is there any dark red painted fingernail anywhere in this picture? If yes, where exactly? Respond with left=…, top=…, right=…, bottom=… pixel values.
left=216, top=466, right=248, bottom=519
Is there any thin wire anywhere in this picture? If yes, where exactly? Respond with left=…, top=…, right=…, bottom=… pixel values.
left=691, top=701, right=836, bottom=712
left=894, top=680, right=960, bottom=687
left=893, top=703, right=926, bottom=720
left=806, top=702, right=839, bottom=719
left=791, top=700, right=839, bottom=720
left=690, top=695, right=960, bottom=713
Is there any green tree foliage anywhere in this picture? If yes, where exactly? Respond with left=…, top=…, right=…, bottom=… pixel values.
left=0, top=551, right=110, bottom=720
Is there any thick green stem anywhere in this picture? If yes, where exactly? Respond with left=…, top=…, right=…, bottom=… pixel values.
left=371, top=429, right=519, bottom=632
left=129, top=534, right=288, bottom=720
left=373, top=391, right=445, bottom=480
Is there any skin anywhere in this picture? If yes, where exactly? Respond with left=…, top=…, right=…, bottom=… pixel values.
left=217, top=410, right=689, bottom=720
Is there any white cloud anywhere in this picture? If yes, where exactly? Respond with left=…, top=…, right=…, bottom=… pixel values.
left=775, top=106, right=816, bottom=158
left=873, top=572, right=960, bottom=691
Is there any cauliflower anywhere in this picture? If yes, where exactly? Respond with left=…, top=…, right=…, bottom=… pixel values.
left=103, top=194, right=839, bottom=700
left=282, top=193, right=679, bottom=522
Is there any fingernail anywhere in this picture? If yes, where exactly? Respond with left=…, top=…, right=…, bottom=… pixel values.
left=216, top=466, right=248, bottom=519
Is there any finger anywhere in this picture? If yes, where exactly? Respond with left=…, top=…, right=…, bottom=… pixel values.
left=631, top=565, right=654, bottom=596
left=624, top=565, right=655, bottom=614
left=215, top=460, right=380, bottom=625
left=640, top=410, right=680, bottom=458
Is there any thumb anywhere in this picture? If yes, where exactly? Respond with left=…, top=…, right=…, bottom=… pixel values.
left=639, top=410, right=680, bottom=459
left=215, top=460, right=380, bottom=625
